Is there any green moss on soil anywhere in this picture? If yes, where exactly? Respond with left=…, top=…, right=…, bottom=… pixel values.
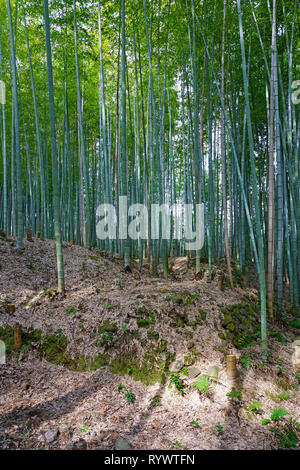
left=0, top=326, right=15, bottom=355
left=219, top=303, right=261, bottom=349
left=198, top=309, right=207, bottom=321
left=147, top=331, right=159, bottom=340
left=0, top=324, right=172, bottom=385
left=137, top=318, right=151, bottom=328
left=109, top=349, right=172, bottom=385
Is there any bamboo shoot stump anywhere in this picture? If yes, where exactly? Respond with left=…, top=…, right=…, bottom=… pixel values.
left=7, top=304, right=15, bottom=314
left=226, top=355, right=238, bottom=378
left=14, top=324, right=22, bottom=350
left=26, top=228, right=33, bottom=242
left=218, top=274, right=224, bottom=291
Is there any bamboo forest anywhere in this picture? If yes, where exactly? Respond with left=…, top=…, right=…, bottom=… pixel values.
left=0, top=0, right=299, bottom=453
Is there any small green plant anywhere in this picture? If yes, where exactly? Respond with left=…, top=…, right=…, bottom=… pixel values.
left=245, top=400, right=262, bottom=415
left=268, top=331, right=287, bottom=344
left=277, top=392, right=291, bottom=401
left=126, top=366, right=135, bottom=375
left=191, top=293, right=201, bottom=299
left=42, top=289, right=57, bottom=301
left=93, top=285, right=103, bottom=293
left=150, top=396, right=162, bottom=407
left=149, top=312, right=156, bottom=323
left=295, top=372, right=300, bottom=387
left=122, top=326, right=129, bottom=333
left=77, top=322, right=84, bottom=328
left=261, top=419, right=271, bottom=425
left=168, top=372, right=185, bottom=395
left=99, top=331, right=113, bottom=343
left=115, top=279, right=125, bottom=289
left=81, top=425, right=89, bottom=433
left=172, top=441, right=181, bottom=448
left=181, top=367, right=189, bottom=377
left=289, top=319, right=300, bottom=329
left=147, top=330, right=159, bottom=340
left=227, top=388, right=243, bottom=399
left=270, top=408, right=290, bottom=422
left=104, top=303, right=114, bottom=310
left=65, top=307, right=77, bottom=315
left=216, top=422, right=223, bottom=435
left=192, top=375, right=210, bottom=395
left=240, top=355, right=250, bottom=370
left=190, top=418, right=201, bottom=427
left=270, top=426, right=299, bottom=449
left=124, top=389, right=136, bottom=403
left=118, top=384, right=135, bottom=403
left=198, top=309, right=207, bottom=321
left=289, top=417, right=300, bottom=429
left=136, top=318, right=150, bottom=328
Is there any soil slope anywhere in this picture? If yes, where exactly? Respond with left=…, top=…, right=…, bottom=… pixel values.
left=0, top=237, right=299, bottom=450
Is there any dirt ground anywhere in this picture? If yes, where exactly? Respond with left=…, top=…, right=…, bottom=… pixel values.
left=0, top=237, right=299, bottom=450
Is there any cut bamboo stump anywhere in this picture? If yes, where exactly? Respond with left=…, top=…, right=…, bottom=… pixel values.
left=226, top=355, right=238, bottom=378
left=36, top=231, right=40, bottom=239
left=14, top=324, right=22, bottom=350
left=26, top=228, right=33, bottom=242
left=7, top=304, right=15, bottom=314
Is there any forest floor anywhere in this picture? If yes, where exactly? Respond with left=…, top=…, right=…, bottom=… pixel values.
left=0, top=236, right=299, bottom=450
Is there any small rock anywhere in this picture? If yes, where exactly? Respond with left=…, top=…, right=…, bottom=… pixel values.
left=115, top=437, right=132, bottom=450
left=187, top=341, right=195, bottom=350
left=187, top=367, right=201, bottom=379
left=73, top=438, right=87, bottom=450
left=173, top=359, right=185, bottom=370
left=44, top=429, right=59, bottom=443
left=105, top=326, right=117, bottom=333
left=207, top=365, right=219, bottom=381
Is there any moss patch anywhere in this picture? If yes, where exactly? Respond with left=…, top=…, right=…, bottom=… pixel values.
left=136, top=318, right=151, bottom=328
left=198, top=309, right=207, bottom=321
left=0, top=325, right=110, bottom=372
left=0, top=326, right=15, bottom=356
left=219, top=304, right=261, bottom=349
left=109, top=350, right=173, bottom=385
left=0, top=324, right=172, bottom=385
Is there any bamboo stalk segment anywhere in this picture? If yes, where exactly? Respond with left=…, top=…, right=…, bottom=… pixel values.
left=14, top=324, right=22, bottom=350
left=226, top=355, right=238, bottom=378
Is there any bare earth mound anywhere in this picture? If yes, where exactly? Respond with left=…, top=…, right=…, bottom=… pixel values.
left=0, top=237, right=299, bottom=450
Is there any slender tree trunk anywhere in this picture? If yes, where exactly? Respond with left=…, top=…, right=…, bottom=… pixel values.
left=7, top=0, right=23, bottom=250
left=221, top=0, right=234, bottom=289
left=43, top=0, right=65, bottom=292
